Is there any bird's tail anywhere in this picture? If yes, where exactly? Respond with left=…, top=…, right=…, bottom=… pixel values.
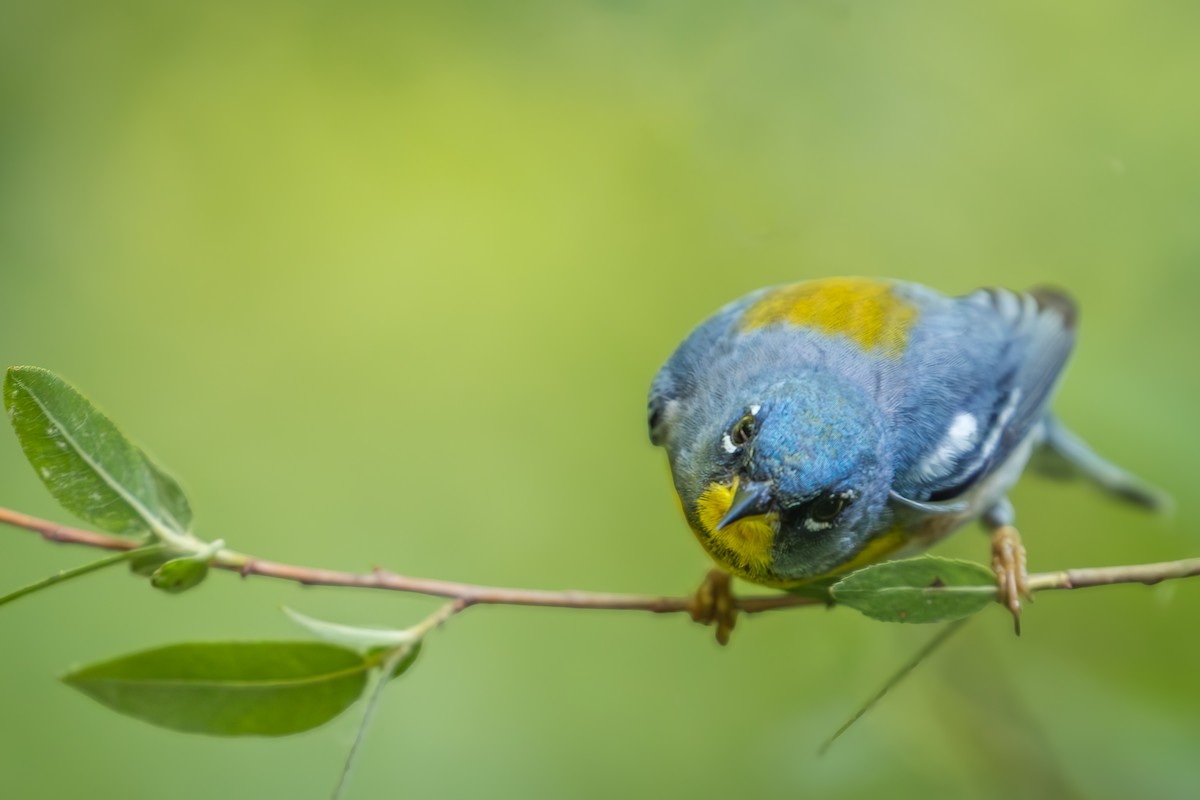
left=1033, top=416, right=1172, bottom=513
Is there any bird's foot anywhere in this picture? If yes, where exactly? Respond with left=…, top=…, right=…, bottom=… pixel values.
left=990, top=524, right=1030, bottom=635
left=688, top=569, right=738, bottom=645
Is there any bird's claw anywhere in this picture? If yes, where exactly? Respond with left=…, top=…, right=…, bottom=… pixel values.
left=990, top=524, right=1030, bottom=635
left=688, top=569, right=738, bottom=645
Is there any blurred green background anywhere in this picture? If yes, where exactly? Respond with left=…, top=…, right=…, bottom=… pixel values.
left=2, top=1, right=1198, bottom=798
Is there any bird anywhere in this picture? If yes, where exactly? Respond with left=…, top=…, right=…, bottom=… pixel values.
left=648, top=277, right=1165, bottom=636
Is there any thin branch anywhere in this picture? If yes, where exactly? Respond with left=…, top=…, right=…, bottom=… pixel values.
left=1, top=505, right=1196, bottom=619
left=0, top=506, right=818, bottom=615
left=1025, top=559, right=1200, bottom=591
left=0, top=507, right=143, bottom=550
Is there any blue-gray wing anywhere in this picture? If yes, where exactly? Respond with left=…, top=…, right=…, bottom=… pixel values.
left=892, top=286, right=1077, bottom=502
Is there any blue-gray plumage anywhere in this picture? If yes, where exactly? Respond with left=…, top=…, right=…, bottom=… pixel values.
left=649, top=278, right=1164, bottom=589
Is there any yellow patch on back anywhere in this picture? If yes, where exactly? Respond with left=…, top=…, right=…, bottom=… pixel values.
left=739, top=277, right=917, bottom=357
left=692, top=479, right=779, bottom=583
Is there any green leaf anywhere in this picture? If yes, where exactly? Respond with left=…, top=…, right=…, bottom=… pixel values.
left=785, top=575, right=838, bottom=601
left=150, top=557, right=209, bottom=594
left=830, top=556, right=997, bottom=623
left=129, top=547, right=175, bottom=576
left=62, top=642, right=369, bottom=736
left=4, top=366, right=193, bottom=538
left=284, top=606, right=420, bottom=650
left=376, top=641, right=422, bottom=681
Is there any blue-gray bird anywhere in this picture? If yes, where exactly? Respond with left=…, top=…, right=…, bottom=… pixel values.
left=648, top=277, right=1165, bottom=627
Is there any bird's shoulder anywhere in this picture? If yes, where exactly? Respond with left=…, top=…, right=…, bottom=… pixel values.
left=887, top=284, right=1078, bottom=501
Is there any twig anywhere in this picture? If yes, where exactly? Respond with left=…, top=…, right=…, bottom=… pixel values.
left=0, top=506, right=817, bottom=614
left=1025, top=559, right=1200, bottom=591
left=1, top=505, right=1197, bottom=617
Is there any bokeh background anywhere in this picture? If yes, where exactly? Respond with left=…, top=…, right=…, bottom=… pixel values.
left=2, top=2, right=1198, bottom=798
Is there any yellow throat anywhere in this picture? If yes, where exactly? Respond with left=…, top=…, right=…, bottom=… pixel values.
left=689, top=478, right=912, bottom=588
left=692, top=478, right=783, bottom=585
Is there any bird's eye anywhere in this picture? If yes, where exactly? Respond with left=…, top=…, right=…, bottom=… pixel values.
left=730, top=415, right=756, bottom=447
left=810, top=492, right=851, bottom=523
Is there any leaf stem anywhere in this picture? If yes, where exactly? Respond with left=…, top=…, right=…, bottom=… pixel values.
left=0, top=545, right=160, bottom=608
left=818, top=617, right=971, bottom=755
left=333, top=646, right=412, bottom=800
left=332, top=603, right=465, bottom=800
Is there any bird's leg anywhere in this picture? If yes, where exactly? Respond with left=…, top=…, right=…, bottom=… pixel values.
left=688, top=568, right=738, bottom=645
left=983, top=499, right=1030, bottom=635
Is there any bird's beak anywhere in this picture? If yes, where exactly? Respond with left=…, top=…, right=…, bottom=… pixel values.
left=717, top=479, right=774, bottom=530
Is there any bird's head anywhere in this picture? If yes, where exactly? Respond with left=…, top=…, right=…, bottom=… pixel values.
left=673, top=371, right=897, bottom=585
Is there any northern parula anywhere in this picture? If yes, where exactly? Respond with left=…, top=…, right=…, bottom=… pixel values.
left=649, top=277, right=1164, bottom=624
